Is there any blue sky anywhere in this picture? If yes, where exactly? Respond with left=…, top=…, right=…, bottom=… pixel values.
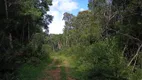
left=72, top=0, right=88, bottom=15
left=48, top=0, right=88, bottom=34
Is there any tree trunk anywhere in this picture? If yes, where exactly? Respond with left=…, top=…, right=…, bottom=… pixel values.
left=28, top=21, right=30, bottom=41
left=9, top=33, right=13, bottom=48
left=4, top=0, right=13, bottom=48
left=4, top=0, right=8, bottom=19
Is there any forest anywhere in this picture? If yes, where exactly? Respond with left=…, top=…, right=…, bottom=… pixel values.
left=0, top=0, right=142, bottom=80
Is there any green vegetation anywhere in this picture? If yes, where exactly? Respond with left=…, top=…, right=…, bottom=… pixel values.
left=0, top=0, right=142, bottom=80
left=48, top=0, right=142, bottom=79
left=0, top=0, right=52, bottom=79
left=18, top=58, right=50, bottom=80
left=60, top=66, right=66, bottom=80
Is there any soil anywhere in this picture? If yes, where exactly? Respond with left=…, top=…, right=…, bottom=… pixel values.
left=40, top=59, right=76, bottom=80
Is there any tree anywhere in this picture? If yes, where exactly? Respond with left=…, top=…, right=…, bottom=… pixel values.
left=88, top=0, right=142, bottom=79
left=0, top=0, right=53, bottom=79
left=62, top=11, right=101, bottom=47
left=63, top=12, right=75, bottom=47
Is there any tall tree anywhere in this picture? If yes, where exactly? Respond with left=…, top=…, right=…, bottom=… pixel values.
left=88, top=0, right=142, bottom=75
left=0, top=0, right=53, bottom=79
left=63, top=12, right=75, bottom=47
left=62, top=11, right=101, bottom=46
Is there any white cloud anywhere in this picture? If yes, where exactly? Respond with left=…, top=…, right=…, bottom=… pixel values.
left=48, top=0, right=78, bottom=34
left=80, top=8, right=85, bottom=11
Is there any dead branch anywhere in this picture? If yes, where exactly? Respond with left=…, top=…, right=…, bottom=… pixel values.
left=127, top=44, right=142, bottom=67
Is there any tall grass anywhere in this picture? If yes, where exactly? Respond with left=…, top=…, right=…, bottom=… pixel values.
left=17, top=58, right=51, bottom=80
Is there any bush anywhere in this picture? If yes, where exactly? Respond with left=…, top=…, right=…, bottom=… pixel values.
left=62, top=39, right=140, bottom=80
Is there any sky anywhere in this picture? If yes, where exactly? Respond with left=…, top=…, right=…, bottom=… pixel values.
left=47, top=0, right=88, bottom=34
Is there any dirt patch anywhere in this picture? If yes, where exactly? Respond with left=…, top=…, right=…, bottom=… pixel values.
left=40, top=58, right=76, bottom=80
left=48, top=67, right=61, bottom=80
left=67, top=77, right=76, bottom=80
left=40, top=59, right=61, bottom=80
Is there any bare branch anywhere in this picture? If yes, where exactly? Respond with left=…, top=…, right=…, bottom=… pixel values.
left=127, top=44, right=142, bottom=67
left=132, top=56, right=138, bottom=71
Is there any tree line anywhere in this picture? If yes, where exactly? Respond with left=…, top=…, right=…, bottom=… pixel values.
left=0, top=0, right=52, bottom=79
left=49, top=0, right=142, bottom=80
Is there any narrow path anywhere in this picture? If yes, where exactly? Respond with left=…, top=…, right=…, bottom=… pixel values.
left=39, top=58, right=76, bottom=80
left=63, top=61, right=75, bottom=80
left=39, top=59, right=61, bottom=80
left=47, top=67, right=61, bottom=80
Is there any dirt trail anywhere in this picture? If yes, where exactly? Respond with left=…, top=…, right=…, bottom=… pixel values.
left=47, top=67, right=61, bottom=80
left=40, top=58, right=76, bottom=80
left=63, top=60, right=75, bottom=80
left=66, top=67, right=75, bottom=80
left=41, top=59, right=61, bottom=80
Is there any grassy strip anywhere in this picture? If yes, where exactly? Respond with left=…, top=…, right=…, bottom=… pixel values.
left=60, top=66, right=67, bottom=80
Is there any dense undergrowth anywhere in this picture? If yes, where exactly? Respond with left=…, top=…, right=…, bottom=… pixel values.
left=17, top=33, right=53, bottom=80
left=53, top=38, right=142, bottom=80
left=0, top=0, right=52, bottom=79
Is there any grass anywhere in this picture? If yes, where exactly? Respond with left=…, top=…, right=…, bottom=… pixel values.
left=51, top=53, right=80, bottom=80
left=60, top=66, right=67, bottom=80
left=69, top=68, right=87, bottom=80
left=17, top=53, right=79, bottom=80
left=17, top=58, right=51, bottom=80
left=49, top=54, right=67, bottom=80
